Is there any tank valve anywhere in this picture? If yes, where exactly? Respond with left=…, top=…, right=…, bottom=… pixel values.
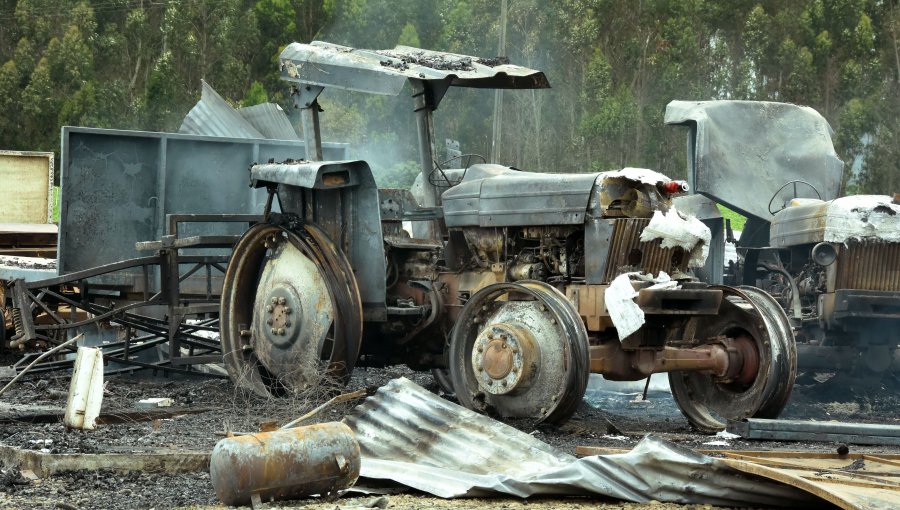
left=659, top=180, right=689, bottom=195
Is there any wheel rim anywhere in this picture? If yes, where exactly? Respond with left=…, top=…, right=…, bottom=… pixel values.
left=448, top=281, right=589, bottom=424
left=220, top=222, right=362, bottom=396
left=669, top=285, right=797, bottom=432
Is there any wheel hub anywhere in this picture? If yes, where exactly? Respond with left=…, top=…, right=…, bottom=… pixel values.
left=471, top=323, right=537, bottom=395
left=261, top=285, right=303, bottom=348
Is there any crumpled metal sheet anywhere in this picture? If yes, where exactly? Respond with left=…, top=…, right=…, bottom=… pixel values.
left=179, top=80, right=264, bottom=139
left=279, top=41, right=550, bottom=96
left=665, top=100, right=843, bottom=221
left=238, top=103, right=300, bottom=141
left=344, top=378, right=819, bottom=507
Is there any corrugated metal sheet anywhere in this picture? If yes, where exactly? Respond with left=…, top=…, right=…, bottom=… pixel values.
left=343, top=378, right=819, bottom=506
left=280, top=41, right=550, bottom=96
left=179, top=80, right=264, bottom=138
left=238, top=103, right=300, bottom=141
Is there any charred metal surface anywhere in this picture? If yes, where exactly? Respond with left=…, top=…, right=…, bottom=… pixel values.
left=58, top=127, right=347, bottom=291
left=209, top=423, right=360, bottom=506
left=835, top=242, right=900, bottom=292
left=279, top=41, right=550, bottom=97
left=727, top=418, right=900, bottom=446
left=665, top=100, right=842, bottom=220
left=603, top=218, right=690, bottom=283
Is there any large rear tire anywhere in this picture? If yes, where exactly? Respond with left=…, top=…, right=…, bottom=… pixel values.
left=220, top=223, right=362, bottom=397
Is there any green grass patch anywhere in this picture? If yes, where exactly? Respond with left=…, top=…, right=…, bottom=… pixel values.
left=717, top=204, right=746, bottom=232
left=52, top=186, right=60, bottom=223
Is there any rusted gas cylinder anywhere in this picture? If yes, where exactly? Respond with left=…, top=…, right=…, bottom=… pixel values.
left=209, top=422, right=360, bottom=506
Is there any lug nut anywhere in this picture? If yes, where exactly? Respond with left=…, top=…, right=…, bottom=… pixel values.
left=270, top=327, right=277, bottom=334
left=501, top=381, right=508, bottom=387
left=265, top=305, right=273, bottom=313
left=279, top=297, right=286, bottom=305
left=500, top=333, right=508, bottom=340
left=285, top=321, right=291, bottom=327
left=271, top=297, right=278, bottom=305
left=277, top=328, right=285, bottom=335
left=284, top=307, right=292, bottom=314
left=487, top=332, right=494, bottom=339
left=477, top=346, right=483, bottom=353
left=266, top=318, right=273, bottom=326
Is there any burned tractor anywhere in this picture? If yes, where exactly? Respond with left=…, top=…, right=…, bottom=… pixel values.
left=666, top=100, right=899, bottom=388
left=220, top=42, right=796, bottom=432
left=764, top=196, right=900, bottom=384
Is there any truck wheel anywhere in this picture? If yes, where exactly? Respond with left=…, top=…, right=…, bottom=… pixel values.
left=448, top=281, right=589, bottom=424
left=220, top=223, right=362, bottom=397
left=669, top=285, right=797, bottom=433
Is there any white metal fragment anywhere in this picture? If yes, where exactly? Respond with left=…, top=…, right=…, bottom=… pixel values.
left=822, top=195, right=900, bottom=243
left=137, top=397, right=174, bottom=409
left=600, top=167, right=673, bottom=185
left=63, top=347, right=104, bottom=430
left=639, top=208, right=711, bottom=267
left=606, top=274, right=645, bottom=341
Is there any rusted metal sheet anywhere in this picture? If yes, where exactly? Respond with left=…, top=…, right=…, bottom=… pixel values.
left=343, top=378, right=817, bottom=506
left=722, top=452, right=900, bottom=510
left=0, top=150, right=54, bottom=224
left=209, top=423, right=360, bottom=506
left=280, top=42, right=550, bottom=97
left=603, top=218, right=689, bottom=282
left=580, top=446, right=900, bottom=510
left=836, top=242, right=900, bottom=291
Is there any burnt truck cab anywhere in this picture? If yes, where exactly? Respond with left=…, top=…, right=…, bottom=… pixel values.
left=220, top=42, right=798, bottom=433
left=768, top=195, right=900, bottom=379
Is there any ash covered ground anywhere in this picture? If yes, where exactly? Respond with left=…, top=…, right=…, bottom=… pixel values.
left=1, top=362, right=899, bottom=510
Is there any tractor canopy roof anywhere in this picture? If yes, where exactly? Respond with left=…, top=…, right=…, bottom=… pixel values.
left=279, top=41, right=550, bottom=96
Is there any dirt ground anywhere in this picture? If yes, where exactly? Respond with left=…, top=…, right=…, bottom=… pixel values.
left=1, top=363, right=899, bottom=510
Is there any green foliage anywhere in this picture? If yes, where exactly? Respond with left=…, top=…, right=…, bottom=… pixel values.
left=242, top=81, right=269, bottom=107
left=0, top=0, right=896, bottom=196
left=717, top=205, right=747, bottom=233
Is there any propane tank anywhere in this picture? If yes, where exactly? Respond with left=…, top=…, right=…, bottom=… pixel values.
left=209, top=422, right=360, bottom=506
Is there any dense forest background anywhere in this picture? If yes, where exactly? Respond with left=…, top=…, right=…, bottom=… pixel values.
left=0, top=0, right=898, bottom=193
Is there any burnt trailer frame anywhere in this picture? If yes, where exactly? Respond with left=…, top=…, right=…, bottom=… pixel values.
left=2, top=128, right=347, bottom=377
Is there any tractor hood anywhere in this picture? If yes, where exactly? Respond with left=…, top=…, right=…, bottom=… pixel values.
left=770, top=195, right=900, bottom=247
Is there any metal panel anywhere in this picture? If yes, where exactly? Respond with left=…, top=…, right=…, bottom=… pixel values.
left=442, top=165, right=598, bottom=227
left=179, top=80, right=264, bottom=139
left=836, top=242, right=900, bottom=291
left=280, top=41, right=550, bottom=96
left=58, top=127, right=348, bottom=289
left=344, top=378, right=817, bottom=506
left=665, top=100, right=843, bottom=221
left=238, top=103, right=300, bottom=140
left=0, top=150, right=54, bottom=224
left=728, top=418, right=900, bottom=445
